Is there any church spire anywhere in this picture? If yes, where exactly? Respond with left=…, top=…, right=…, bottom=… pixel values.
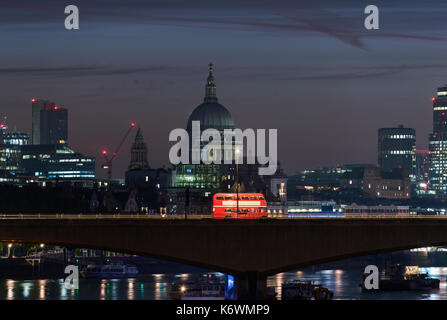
left=204, top=62, right=217, bottom=102
left=128, top=127, right=149, bottom=171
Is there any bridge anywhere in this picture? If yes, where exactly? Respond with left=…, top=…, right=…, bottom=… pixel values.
left=1, top=214, right=447, bottom=298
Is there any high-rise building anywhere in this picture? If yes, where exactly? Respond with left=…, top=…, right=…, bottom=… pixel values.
left=429, top=86, right=447, bottom=195
left=0, top=131, right=30, bottom=184
left=31, top=98, right=55, bottom=144
left=378, top=125, right=416, bottom=178
left=40, top=105, right=68, bottom=145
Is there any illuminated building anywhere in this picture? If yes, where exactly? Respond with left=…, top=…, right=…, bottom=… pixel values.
left=172, top=63, right=235, bottom=191
left=31, top=98, right=55, bottom=145
left=362, top=167, right=411, bottom=199
left=378, top=125, right=416, bottom=179
left=340, top=166, right=411, bottom=199
left=3, top=132, right=29, bottom=146
left=291, top=164, right=375, bottom=189
left=0, top=131, right=29, bottom=184
left=344, top=204, right=410, bottom=216
left=168, top=63, right=287, bottom=214
left=429, top=86, right=447, bottom=195
left=19, top=144, right=95, bottom=186
left=414, top=149, right=430, bottom=195
left=169, top=64, right=237, bottom=214
left=40, top=105, right=68, bottom=145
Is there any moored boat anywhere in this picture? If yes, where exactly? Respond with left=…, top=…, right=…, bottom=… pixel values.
left=361, top=265, right=440, bottom=291
left=281, top=281, right=333, bottom=300
left=80, top=262, right=139, bottom=279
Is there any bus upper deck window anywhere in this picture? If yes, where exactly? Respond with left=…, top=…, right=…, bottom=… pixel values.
left=216, top=196, right=224, bottom=200
left=250, top=196, right=257, bottom=200
left=259, top=197, right=265, bottom=200
left=225, top=197, right=232, bottom=200
left=242, top=196, right=249, bottom=200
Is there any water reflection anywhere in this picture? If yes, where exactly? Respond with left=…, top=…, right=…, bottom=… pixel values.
left=6, top=279, right=14, bottom=300
left=0, top=267, right=446, bottom=300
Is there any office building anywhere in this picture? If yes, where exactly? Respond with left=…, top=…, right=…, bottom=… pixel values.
left=31, top=98, right=55, bottom=144
left=378, top=125, right=416, bottom=178
left=362, top=167, right=411, bottom=199
left=40, top=106, right=68, bottom=145
left=429, top=86, right=447, bottom=195
left=20, top=144, right=95, bottom=186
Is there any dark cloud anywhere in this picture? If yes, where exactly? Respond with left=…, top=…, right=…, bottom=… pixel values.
left=2, top=1, right=447, bottom=50
left=0, top=65, right=175, bottom=77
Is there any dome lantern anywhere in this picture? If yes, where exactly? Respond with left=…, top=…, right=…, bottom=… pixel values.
left=187, top=63, right=235, bottom=133
left=204, top=62, right=217, bottom=103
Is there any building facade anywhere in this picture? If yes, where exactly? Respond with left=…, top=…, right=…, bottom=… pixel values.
left=0, top=131, right=30, bottom=184
left=378, top=125, right=416, bottom=178
left=362, top=167, right=411, bottom=199
left=169, top=64, right=236, bottom=214
left=31, top=98, right=55, bottom=145
left=429, top=86, right=447, bottom=196
left=125, top=128, right=170, bottom=211
left=20, top=144, right=95, bottom=186
left=40, top=106, right=68, bottom=145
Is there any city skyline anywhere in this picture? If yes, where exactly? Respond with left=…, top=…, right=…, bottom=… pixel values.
left=3, top=1, right=447, bottom=178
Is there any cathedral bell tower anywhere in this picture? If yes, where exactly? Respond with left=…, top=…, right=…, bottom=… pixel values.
left=128, top=126, right=150, bottom=170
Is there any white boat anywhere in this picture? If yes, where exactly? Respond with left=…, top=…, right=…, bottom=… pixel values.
left=80, top=262, right=139, bottom=279
left=181, top=282, right=226, bottom=300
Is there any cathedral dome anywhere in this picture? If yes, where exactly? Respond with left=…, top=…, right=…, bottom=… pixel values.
left=186, top=63, right=235, bottom=132
left=187, top=102, right=234, bottom=132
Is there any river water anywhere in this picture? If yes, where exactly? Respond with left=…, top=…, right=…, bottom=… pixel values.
left=1, top=267, right=447, bottom=300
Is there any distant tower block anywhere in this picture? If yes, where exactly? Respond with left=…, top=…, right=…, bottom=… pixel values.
left=31, top=98, right=55, bottom=145
left=128, top=126, right=150, bottom=170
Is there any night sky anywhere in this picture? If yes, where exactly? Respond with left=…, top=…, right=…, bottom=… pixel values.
left=2, top=0, right=447, bottom=178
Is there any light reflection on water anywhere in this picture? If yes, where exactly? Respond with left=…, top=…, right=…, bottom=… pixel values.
left=1, top=267, right=447, bottom=300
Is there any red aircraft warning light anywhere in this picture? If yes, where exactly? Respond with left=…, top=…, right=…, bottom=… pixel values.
left=432, top=97, right=436, bottom=102
left=31, top=98, right=36, bottom=103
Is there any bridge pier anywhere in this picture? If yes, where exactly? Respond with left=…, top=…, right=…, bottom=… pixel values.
left=227, top=272, right=266, bottom=300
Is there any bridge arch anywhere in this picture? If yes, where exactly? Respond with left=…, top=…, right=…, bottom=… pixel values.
left=1, top=217, right=447, bottom=277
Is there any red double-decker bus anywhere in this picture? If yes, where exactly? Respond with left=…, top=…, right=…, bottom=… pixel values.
left=212, top=193, right=268, bottom=219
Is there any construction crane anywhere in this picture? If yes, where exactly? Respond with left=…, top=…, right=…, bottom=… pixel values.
left=102, top=122, right=135, bottom=180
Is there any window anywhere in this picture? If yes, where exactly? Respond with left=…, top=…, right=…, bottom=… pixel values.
left=242, top=196, right=249, bottom=200
left=250, top=196, right=257, bottom=200
left=259, top=197, right=265, bottom=200
left=217, top=196, right=224, bottom=200
left=225, top=197, right=232, bottom=200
